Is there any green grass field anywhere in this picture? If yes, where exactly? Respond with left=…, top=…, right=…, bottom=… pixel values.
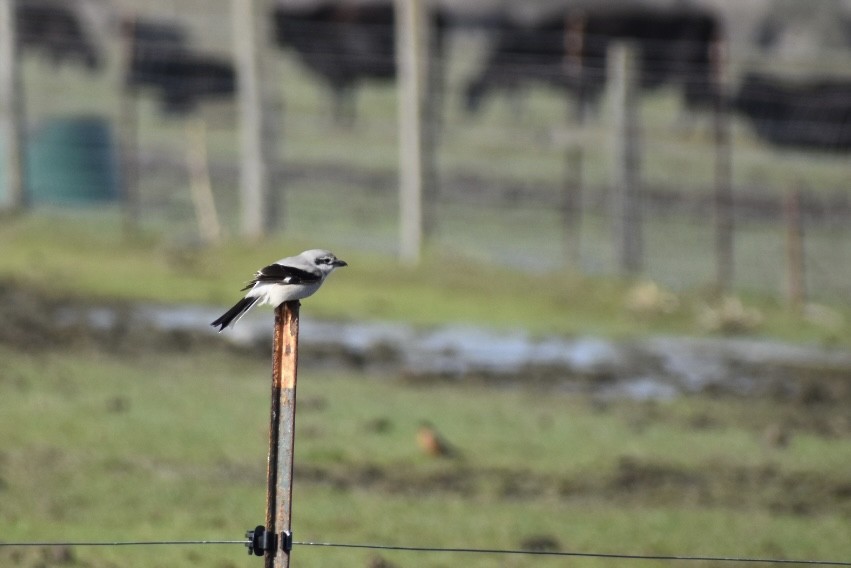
left=1, top=212, right=848, bottom=345
left=1, top=215, right=850, bottom=568
left=2, top=344, right=850, bottom=568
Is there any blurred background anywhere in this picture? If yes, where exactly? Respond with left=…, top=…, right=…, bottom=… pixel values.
left=3, top=0, right=851, bottom=299
left=1, top=0, right=851, bottom=567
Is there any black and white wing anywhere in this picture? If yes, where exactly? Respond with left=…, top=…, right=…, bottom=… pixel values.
left=240, top=262, right=322, bottom=291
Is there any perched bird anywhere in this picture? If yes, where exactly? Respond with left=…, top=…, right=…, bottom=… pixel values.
left=211, top=249, right=347, bottom=331
left=416, top=421, right=459, bottom=458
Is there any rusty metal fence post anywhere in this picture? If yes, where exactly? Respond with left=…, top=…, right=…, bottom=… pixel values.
left=260, top=301, right=300, bottom=568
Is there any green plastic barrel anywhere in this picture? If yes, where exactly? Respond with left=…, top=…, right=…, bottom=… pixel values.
left=26, top=116, right=121, bottom=205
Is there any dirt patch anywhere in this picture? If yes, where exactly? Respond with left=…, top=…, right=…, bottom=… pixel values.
left=3, top=279, right=851, bottom=408
left=0, top=280, right=80, bottom=351
left=291, top=458, right=851, bottom=517
left=0, top=280, right=248, bottom=357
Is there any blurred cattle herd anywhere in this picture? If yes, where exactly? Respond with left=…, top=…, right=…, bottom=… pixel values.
left=11, top=0, right=851, bottom=151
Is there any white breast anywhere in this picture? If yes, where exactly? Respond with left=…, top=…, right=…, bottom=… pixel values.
left=249, top=280, right=323, bottom=306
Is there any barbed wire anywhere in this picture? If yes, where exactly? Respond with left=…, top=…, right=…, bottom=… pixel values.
left=1, top=538, right=850, bottom=566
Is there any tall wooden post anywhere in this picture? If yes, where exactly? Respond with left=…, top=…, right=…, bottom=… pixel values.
left=0, top=0, right=26, bottom=211
left=186, top=117, right=222, bottom=244
left=119, top=14, right=141, bottom=234
left=712, top=36, right=734, bottom=295
left=784, top=188, right=806, bottom=310
left=395, top=0, right=428, bottom=264
left=233, top=0, right=275, bottom=238
left=265, top=302, right=300, bottom=568
left=561, top=12, right=587, bottom=268
left=421, top=8, right=440, bottom=241
left=608, top=42, right=642, bottom=275
left=562, top=124, right=584, bottom=269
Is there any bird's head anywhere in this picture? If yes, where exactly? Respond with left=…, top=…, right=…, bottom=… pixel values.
left=304, top=249, right=348, bottom=274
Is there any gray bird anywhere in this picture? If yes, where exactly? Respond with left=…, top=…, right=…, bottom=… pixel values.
left=211, top=249, right=347, bottom=331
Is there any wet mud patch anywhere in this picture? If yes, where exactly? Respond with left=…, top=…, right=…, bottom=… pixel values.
left=0, top=280, right=245, bottom=356
left=3, top=279, right=851, bottom=406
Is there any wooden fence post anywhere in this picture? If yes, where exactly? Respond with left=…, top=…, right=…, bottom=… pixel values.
left=785, top=188, right=806, bottom=310
left=422, top=6, right=440, bottom=242
left=186, top=117, right=222, bottom=244
left=561, top=124, right=584, bottom=269
left=608, top=42, right=642, bottom=275
left=0, top=0, right=26, bottom=212
left=561, top=12, right=586, bottom=268
left=712, top=35, right=734, bottom=295
left=395, top=0, right=429, bottom=264
left=233, top=0, right=275, bottom=238
left=118, top=14, right=141, bottom=235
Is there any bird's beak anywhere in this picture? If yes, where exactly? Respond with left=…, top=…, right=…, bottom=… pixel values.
left=333, top=259, right=348, bottom=267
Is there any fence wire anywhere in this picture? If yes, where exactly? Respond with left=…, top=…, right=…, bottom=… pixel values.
left=2, top=538, right=850, bottom=566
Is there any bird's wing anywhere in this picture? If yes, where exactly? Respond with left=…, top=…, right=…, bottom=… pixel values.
left=241, top=263, right=322, bottom=291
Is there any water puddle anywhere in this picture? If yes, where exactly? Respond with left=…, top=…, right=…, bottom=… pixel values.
left=59, top=303, right=851, bottom=400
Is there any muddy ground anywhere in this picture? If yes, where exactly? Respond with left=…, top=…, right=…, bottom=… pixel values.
left=3, top=279, right=851, bottom=404
left=3, top=280, right=851, bottom=526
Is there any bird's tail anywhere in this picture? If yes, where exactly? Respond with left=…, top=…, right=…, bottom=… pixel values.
left=211, top=296, right=258, bottom=332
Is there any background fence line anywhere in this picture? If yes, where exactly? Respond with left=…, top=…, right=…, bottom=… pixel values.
left=2, top=0, right=850, bottom=304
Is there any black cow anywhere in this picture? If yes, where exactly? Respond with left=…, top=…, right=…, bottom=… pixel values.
left=733, top=72, right=851, bottom=152
left=272, top=1, right=446, bottom=124
left=15, top=0, right=101, bottom=69
left=122, top=18, right=235, bottom=114
left=465, top=7, right=721, bottom=118
left=464, top=16, right=598, bottom=116
left=135, top=55, right=236, bottom=114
